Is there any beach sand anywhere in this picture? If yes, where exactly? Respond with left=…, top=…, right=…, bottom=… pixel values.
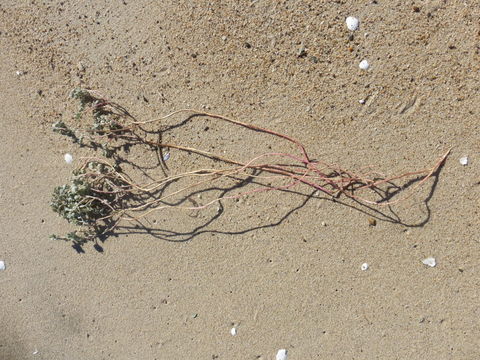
left=1, top=1, right=479, bottom=359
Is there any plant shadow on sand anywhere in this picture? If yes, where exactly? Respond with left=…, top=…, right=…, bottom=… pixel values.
left=91, top=160, right=446, bottom=253
left=50, top=89, right=450, bottom=253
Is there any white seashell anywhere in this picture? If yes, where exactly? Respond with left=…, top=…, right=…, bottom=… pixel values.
left=359, top=60, right=370, bottom=70
left=361, top=263, right=369, bottom=271
left=459, top=156, right=468, bottom=166
left=64, top=153, right=73, bottom=164
left=0, top=260, right=5, bottom=271
left=230, top=327, right=237, bottom=336
left=276, top=349, right=288, bottom=360
left=346, top=16, right=360, bottom=31
left=422, top=257, right=436, bottom=267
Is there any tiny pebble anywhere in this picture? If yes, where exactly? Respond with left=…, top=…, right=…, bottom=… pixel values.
left=64, top=153, right=73, bottom=164
left=15, top=70, right=24, bottom=76
left=276, top=349, right=288, bottom=360
left=230, top=327, right=237, bottom=336
left=163, top=152, right=170, bottom=161
left=346, top=16, right=360, bottom=31
left=459, top=156, right=468, bottom=166
left=422, top=257, right=436, bottom=267
left=359, top=59, right=370, bottom=70
left=296, top=43, right=307, bottom=57
left=359, top=99, right=366, bottom=104
left=361, top=263, right=369, bottom=271
left=321, top=221, right=327, bottom=227
left=0, top=260, right=5, bottom=271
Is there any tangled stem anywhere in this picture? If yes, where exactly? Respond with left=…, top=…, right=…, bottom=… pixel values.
left=50, top=89, right=451, bottom=247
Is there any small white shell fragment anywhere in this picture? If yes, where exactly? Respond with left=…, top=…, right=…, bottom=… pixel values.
left=361, top=263, right=369, bottom=271
left=64, top=153, right=73, bottom=164
left=32, top=349, right=39, bottom=355
left=459, top=156, right=468, bottom=166
left=0, top=260, right=5, bottom=271
left=422, top=257, right=436, bottom=267
left=359, top=59, right=370, bottom=70
left=230, top=327, right=237, bottom=336
left=359, top=99, right=366, bottom=104
left=346, top=16, right=360, bottom=31
left=163, top=152, right=170, bottom=161
left=276, top=349, right=288, bottom=360
left=16, top=70, right=24, bottom=76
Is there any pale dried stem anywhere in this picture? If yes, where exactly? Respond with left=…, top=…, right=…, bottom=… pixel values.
left=69, top=99, right=450, bottom=237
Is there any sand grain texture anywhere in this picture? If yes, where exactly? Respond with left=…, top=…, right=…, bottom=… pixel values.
left=0, top=1, right=479, bottom=359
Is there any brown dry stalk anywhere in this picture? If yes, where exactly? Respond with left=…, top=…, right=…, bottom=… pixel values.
left=52, top=90, right=451, bottom=244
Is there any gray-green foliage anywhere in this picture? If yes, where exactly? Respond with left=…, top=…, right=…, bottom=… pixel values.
left=52, top=120, right=79, bottom=142
left=50, top=160, right=130, bottom=246
left=70, top=88, right=96, bottom=120
left=49, top=231, right=94, bottom=244
left=51, top=164, right=111, bottom=226
left=70, top=88, right=123, bottom=135
left=51, top=89, right=135, bottom=247
left=53, top=89, right=126, bottom=154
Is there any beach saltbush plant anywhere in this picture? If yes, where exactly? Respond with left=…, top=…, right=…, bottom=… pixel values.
left=50, top=89, right=450, bottom=248
left=50, top=160, right=131, bottom=245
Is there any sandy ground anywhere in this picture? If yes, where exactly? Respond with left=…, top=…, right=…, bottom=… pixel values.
left=1, top=1, right=479, bottom=359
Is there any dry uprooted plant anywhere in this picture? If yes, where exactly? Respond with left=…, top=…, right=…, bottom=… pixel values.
left=50, top=89, right=450, bottom=248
